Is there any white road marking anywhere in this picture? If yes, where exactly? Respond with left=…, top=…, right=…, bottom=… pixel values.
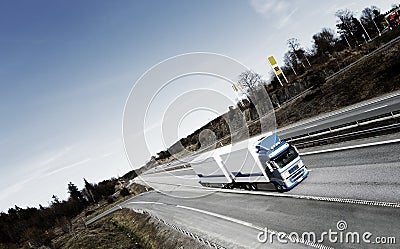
left=363, top=104, right=388, bottom=113
left=127, top=201, right=166, bottom=205
left=176, top=205, right=255, bottom=228
left=306, top=124, right=318, bottom=129
left=224, top=189, right=400, bottom=208
left=300, top=138, right=400, bottom=155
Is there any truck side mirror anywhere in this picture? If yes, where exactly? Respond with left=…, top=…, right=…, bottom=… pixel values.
left=266, top=162, right=275, bottom=171
left=270, top=161, right=278, bottom=170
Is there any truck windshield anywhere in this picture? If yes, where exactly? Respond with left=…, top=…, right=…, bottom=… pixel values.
left=271, top=146, right=298, bottom=168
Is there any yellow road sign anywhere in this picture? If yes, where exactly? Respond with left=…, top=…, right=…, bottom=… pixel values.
left=268, top=56, right=277, bottom=66
left=268, top=55, right=282, bottom=76
left=232, top=84, right=238, bottom=92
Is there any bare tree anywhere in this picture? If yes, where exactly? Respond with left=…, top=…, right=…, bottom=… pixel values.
left=238, top=70, right=268, bottom=94
left=360, top=6, right=381, bottom=36
left=335, top=9, right=364, bottom=44
left=312, top=28, right=337, bottom=56
left=287, top=38, right=309, bottom=68
left=283, top=51, right=297, bottom=75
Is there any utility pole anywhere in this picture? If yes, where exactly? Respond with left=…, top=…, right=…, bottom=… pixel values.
left=303, top=54, right=311, bottom=67
left=289, top=63, right=297, bottom=75
left=359, top=21, right=372, bottom=41
left=341, top=34, right=352, bottom=48
left=371, top=18, right=382, bottom=36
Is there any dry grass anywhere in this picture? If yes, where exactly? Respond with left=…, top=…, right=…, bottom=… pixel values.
left=50, top=208, right=206, bottom=249
left=51, top=213, right=139, bottom=249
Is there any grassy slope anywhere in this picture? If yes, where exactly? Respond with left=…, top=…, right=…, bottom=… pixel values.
left=276, top=39, right=400, bottom=127
left=51, top=209, right=205, bottom=249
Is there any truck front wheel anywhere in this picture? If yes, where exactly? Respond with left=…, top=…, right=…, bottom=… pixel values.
left=273, top=182, right=284, bottom=192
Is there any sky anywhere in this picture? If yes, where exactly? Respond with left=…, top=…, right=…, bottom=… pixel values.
left=0, top=0, right=393, bottom=212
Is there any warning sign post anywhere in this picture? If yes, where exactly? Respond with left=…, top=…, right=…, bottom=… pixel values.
left=268, top=55, right=288, bottom=86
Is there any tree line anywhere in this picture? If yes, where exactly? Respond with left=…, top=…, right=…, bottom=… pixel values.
left=239, top=4, right=397, bottom=92
left=0, top=178, right=121, bottom=247
left=274, top=5, right=394, bottom=87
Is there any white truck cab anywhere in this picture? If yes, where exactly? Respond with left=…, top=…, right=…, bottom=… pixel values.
left=256, top=133, right=308, bottom=191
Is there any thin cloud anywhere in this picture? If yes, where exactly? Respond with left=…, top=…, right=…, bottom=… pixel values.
left=250, top=0, right=290, bottom=15
left=278, top=8, right=298, bottom=28
left=38, top=146, right=73, bottom=171
left=102, top=152, right=113, bottom=158
left=44, top=158, right=91, bottom=177
left=0, top=156, right=89, bottom=204
left=0, top=177, right=36, bottom=204
left=249, top=0, right=297, bottom=28
left=143, top=122, right=161, bottom=134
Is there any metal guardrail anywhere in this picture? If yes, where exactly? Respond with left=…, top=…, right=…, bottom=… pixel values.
left=85, top=205, right=122, bottom=226
left=294, top=123, right=400, bottom=147
left=288, top=110, right=400, bottom=143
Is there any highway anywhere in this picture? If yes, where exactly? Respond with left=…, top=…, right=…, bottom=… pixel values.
left=136, top=136, right=400, bottom=203
left=89, top=92, right=400, bottom=248
left=126, top=135, right=400, bottom=248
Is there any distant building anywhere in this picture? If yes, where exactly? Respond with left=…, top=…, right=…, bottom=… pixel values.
left=384, top=7, right=400, bottom=27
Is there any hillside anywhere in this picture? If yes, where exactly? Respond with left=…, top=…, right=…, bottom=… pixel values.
left=139, top=29, right=400, bottom=173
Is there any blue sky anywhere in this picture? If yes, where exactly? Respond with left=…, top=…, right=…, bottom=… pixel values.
left=0, top=0, right=393, bottom=211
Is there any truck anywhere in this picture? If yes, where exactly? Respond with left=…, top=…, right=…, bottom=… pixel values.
left=190, top=132, right=309, bottom=191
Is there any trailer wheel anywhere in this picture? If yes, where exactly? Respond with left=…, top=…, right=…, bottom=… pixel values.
left=273, top=182, right=284, bottom=192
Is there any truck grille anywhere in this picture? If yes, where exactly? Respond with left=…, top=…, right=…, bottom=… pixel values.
left=290, top=169, right=304, bottom=183
left=288, top=165, right=299, bottom=174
